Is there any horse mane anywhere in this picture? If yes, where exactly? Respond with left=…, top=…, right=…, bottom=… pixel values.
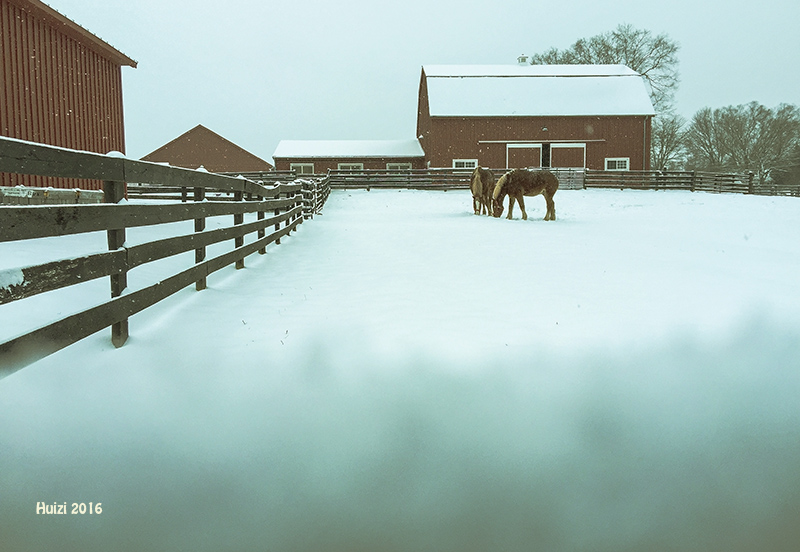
left=493, top=172, right=510, bottom=200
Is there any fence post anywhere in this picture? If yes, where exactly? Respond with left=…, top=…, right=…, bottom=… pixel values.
left=257, top=189, right=266, bottom=254
left=748, top=171, right=755, bottom=194
left=274, top=187, right=282, bottom=245
left=234, top=190, right=245, bottom=269
left=103, top=180, right=128, bottom=348
left=690, top=171, right=697, bottom=192
left=304, top=181, right=313, bottom=220
left=194, top=187, right=207, bottom=290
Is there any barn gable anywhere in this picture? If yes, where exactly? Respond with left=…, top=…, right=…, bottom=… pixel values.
left=141, top=125, right=273, bottom=173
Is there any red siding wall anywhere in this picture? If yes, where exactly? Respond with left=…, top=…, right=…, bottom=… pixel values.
left=420, top=115, right=651, bottom=171
left=1, top=0, right=128, bottom=189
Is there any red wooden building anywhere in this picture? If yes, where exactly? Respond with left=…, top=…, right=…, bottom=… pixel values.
left=272, top=139, right=425, bottom=174
left=417, top=65, right=655, bottom=171
left=0, top=0, right=136, bottom=189
left=141, top=125, right=274, bottom=173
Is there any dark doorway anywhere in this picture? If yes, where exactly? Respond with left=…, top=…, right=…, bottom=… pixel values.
left=542, top=143, right=551, bottom=168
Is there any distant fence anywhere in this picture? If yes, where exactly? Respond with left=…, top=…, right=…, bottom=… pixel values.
left=1, top=186, right=104, bottom=205
left=0, top=136, right=330, bottom=375
left=313, top=167, right=799, bottom=196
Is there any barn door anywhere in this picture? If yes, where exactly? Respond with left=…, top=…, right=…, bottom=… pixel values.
left=506, top=144, right=542, bottom=169
left=550, top=143, right=586, bottom=168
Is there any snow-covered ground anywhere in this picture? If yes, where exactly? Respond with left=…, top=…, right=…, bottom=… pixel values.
left=2, top=188, right=800, bottom=551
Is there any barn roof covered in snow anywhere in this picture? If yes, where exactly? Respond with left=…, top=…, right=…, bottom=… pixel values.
left=273, top=139, right=425, bottom=159
left=422, top=64, right=655, bottom=117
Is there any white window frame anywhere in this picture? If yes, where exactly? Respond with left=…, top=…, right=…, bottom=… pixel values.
left=291, top=163, right=315, bottom=174
left=337, top=163, right=364, bottom=171
left=386, top=162, right=412, bottom=170
left=605, top=157, right=630, bottom=171
left=452, top=159, right=478, bottom=169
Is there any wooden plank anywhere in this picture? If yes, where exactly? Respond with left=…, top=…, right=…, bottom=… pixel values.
left=0, top=197, right=301, bottom=242
left=0, top=249, right=127, bottom=304
left=125, top=208, right=300, bottom=268
left=0, top=136, right=280, bottom=198
left=0, top=135, right=125, bottom=181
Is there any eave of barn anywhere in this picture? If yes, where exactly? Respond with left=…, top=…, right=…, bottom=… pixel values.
left=5, top=0, right=136, bottom=68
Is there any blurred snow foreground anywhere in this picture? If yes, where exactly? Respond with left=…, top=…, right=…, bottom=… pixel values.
left=2, top=189, right=800, bottom=551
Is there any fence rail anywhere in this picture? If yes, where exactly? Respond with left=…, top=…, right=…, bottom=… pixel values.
left=0, top=136, right=330, bottom=375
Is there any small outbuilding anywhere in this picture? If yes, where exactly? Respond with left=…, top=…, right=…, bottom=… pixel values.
left=141, top=124, right=273, bottom=173
left=1, top=0, right=137, bottom=189
left=417, top=64, right=656, bottom=171
left=272, top=139, right=426, bottom=174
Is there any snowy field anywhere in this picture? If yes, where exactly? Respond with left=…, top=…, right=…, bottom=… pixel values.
left=2, top=188, right=800, bottom=551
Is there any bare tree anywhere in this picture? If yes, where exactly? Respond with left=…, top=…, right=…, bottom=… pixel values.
left=651, top=112, right=686, bottom=170
left=527, top=24, right=680, bottom=112
left=685, top=108, right=728, bottom=172
left=685, top=102, right=800, bottom=184
left=771, top=143, right=800, bottom=189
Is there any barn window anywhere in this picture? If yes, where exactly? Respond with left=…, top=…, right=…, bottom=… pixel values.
left=453, top=159, right=478, bottom=169
left=291, top=163, right=315, bottom=174
left=387, top=163, right=412, bottom=170
left=338, top=163, right=364, bottom=171
left=605, top=158, right=630, bottom=171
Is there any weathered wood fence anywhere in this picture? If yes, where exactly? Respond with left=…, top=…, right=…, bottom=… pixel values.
left=0, top=136, right=330, bottom=375
left=312, top=167, right=798, bottom=196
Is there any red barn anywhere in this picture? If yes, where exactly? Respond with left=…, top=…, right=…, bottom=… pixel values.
left=141, top=125, right=274, bottom=173
left=272, top=140, right=426, bottom=174
left=417, top=65, right=655, bottom=171
left=0, top=0, right=136, bottom=189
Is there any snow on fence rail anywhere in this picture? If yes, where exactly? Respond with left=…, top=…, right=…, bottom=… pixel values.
left=0, top=136, right=331, bottom=375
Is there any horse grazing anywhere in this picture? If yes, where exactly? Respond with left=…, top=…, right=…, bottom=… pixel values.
left=470, top=166, right=495, bottom=215
left=492, top=169, right=559, bottom=221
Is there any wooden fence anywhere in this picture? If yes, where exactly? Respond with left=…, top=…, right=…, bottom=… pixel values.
left=315, top=167, right=799, bottom=196
left=0, top=136, right=330, bottom=375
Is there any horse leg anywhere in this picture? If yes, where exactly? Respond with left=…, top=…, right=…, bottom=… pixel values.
left=506, top=196, right=515, bottom=219
left=473, top=195, right=480, bottom=215
left=544, top=192, right=556, bottom=221
left=518, top=194, right=527, bottom=220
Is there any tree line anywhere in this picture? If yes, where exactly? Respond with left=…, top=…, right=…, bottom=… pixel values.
left=524, top=24, right=800, bottom=185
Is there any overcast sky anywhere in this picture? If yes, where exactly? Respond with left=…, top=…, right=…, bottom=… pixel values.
left=43, top=0, right=800, bottom=163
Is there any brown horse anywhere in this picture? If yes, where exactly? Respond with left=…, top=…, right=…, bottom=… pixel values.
left=492, top=169, right=559, bottom=221
left=470, top=166, right=495, bottom=215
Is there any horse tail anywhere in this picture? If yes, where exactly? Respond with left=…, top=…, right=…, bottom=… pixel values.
left=470, top=166, right=481, bottom=194
left=545, top=170, right=559, bottom=195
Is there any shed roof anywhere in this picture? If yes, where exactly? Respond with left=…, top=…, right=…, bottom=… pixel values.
left=15, top=0, right=137, bottom=67
left=142, top=125, right=273, bottom=173
left=273, top=140, right=425, bottom=159
left=423, top=64, right=655, bottom=117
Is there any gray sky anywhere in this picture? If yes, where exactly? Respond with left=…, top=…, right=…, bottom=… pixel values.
left=45, top=0, right=800, bottom=162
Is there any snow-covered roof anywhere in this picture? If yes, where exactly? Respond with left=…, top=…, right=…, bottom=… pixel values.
left=423, top=64, right=655, bottom=117
left=273, top=139, right=425, bottom=159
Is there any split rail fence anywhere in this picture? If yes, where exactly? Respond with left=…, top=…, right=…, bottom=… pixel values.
left=0, top=136, right=330, bottom=375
